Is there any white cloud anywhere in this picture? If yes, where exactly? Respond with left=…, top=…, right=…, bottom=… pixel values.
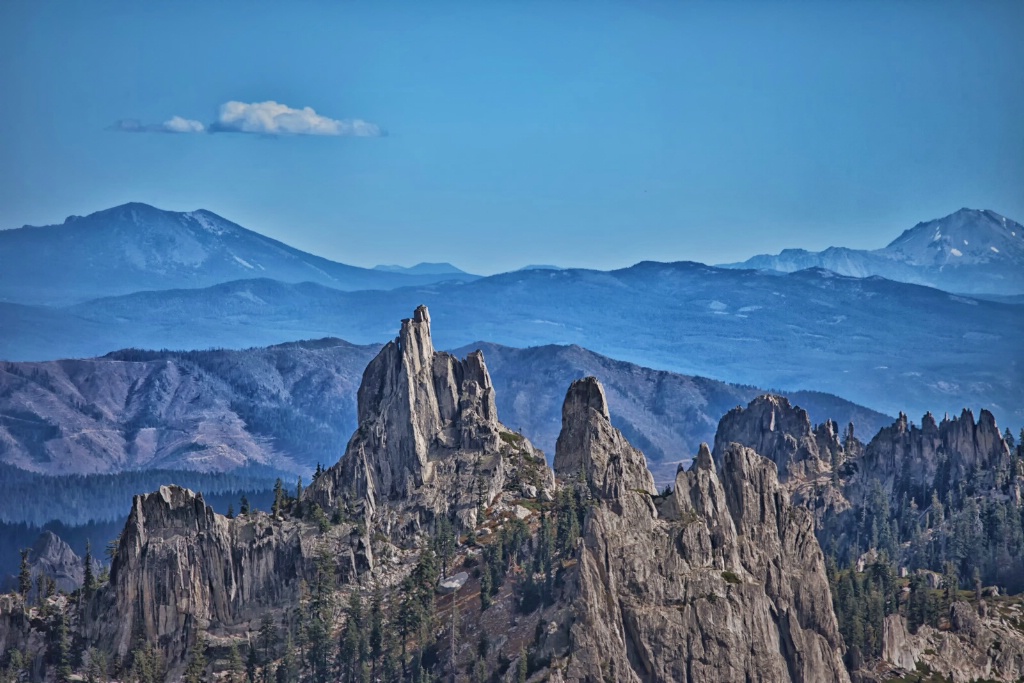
left=111, top=117, right=205, bottom=133
left=162, top=116, right=205, bottom=133
left=111, top=100, right=381, bottom=137
left=211, top=100, right=381, bottom=137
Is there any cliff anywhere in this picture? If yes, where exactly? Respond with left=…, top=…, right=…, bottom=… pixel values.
left=308, top=305, right=551, bottom=537
left=550, top=378, right=850, bottom=682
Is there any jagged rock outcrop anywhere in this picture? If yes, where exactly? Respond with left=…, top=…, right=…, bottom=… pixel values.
left=551, top=379, right=850, bottom=682
left=28, top=531, right=84, bottom=594
left=880, top=606, right=1024, bottom=682
left=713, top=395, right=860, bottom=522
left=554, top=377, right=656, bottom=499
left=714, top=395, right=853, bottom=480
left=855, top=408, right=1012, bottom=498
left=308, top=305, right=551, bottom=536
left=87, top=485, right=332, bottom=662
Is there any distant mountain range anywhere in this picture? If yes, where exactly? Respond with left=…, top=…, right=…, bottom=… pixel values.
left=0, top=203, right=479, bottom=305
left=0, top=263, right=1019, bottom=427
left=722, top=208, right=1024, bottom=296
left=0, top=202, right=1020, bottom=430
left=372, top=262, right=473, bottom=276
left=0, top=337, right=890, bottom=483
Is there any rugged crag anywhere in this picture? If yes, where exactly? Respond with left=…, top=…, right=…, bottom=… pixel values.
left=548, top=377, right=850, bottom=682
left=86, top=486, right=330, bottom=663
left=714, top=394, right=836, bottom=480
left=308, top=305, right=551, bottom=536
left=28, top=532, right=84, bottom=594
left=716, top=394, right=1024, bottom=681
left=878, top=605, right=1024, bottom=683
left=853, top=408, right=1012, bottom=499
left=9, top=307, right=1018, bottom=682
left=714, top=395, right=1012, bottom=505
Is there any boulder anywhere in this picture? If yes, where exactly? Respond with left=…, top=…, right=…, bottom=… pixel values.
left=438, top=572, right=469, bottom=594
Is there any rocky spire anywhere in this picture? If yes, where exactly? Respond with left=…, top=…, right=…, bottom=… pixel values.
left=554, top=376, right=656, bottom=498
left=29, top=531, right=83, bottom=594
left=860, top=406, right=1012, bottom=493
left=553, top=389, right=850, bottom=682
left=92, top=486, right=313, bottom=664
left=713, top=394, right=829, bottom=480
left=309, top=305, right=541, bottom=530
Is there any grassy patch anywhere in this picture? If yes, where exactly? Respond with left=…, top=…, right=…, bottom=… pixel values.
left=500, top=431, right=524, bottom=445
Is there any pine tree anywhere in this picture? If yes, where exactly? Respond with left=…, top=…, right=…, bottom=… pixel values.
left=184, top=631, right=208, bottom=683
left=279, top=634, right=298, bottom=683
left=480, top=561, right=492, bottom=611
left=434, top=514, right=456, bottom=579
left=257, top=614, right=278, bottom=664
left=240, top=495, right=251, bottom=516
left=18, top=548, right=31, bottom=600
left=246, top=643, right=258, bottom=683
left=338, top=591, right=365, bottom=681
left=54, top=609, right=72, bottom=682
left=517, top=646, right=528, bottom=683
left=84, top=647, right=107, bottom=683
left=228, top=642, right=245, bottom=683
left=83, top=539, right=96, bottom=596
left=273, top=478, right=285, bottom=517
left=227, top=503, right=235, bottom=519
left=306, top=548, right=337, bottom=682
left=368, top=589, right=384, bottom=679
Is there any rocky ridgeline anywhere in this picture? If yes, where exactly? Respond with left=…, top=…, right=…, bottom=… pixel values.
left=856, top=408, right=1012, bottom=496
left=716, top=393, right=1024, bottom=682
left=714, top=394, right=1014, bottom=506
left=4, top=306, right=1019, bottom=681
left=86, top=485, right=330, bottom=662
left=545, top=378, right=849, bottom=681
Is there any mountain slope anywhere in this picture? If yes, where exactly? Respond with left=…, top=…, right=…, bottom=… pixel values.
left=0, top=203, right=479, bottom=305
left=457, top=341, right=892, bottom=482
left=0, top=263, right=1016, bottom=425
left=0, top=338, right=888, bottom=483
left=723, top=208, right=1024, bottom=295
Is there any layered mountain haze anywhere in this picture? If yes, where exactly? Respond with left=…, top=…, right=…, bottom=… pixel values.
left=724, top=208, right=1024, bottom=296
left=2, top=261, right=1018, bottom=427
left=0, top=203, right=478, bottom=305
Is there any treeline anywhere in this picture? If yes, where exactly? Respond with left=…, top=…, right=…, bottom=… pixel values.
left=824, top=429, right=1024, bottom=662
left=0, top=463, right=282, bottom=525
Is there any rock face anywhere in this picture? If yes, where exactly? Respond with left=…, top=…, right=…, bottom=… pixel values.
left=881, top=607, right=1024, bottom=682
left=29, top=531, right=84, bottom=594
left=714, top=394, right=841, bottom=480
left=554, top=377, right=656, bottom=499
left=856, top=408, right=1012, bottom=497
left=87, top=486, right=324, bottom=661
left=552, top=379, right=850, bottom=682
left=308, top=305, right=548, bottom=535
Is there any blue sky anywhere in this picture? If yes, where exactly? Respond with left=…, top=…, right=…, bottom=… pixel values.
left=1, top=1, right=1022, bottom=273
